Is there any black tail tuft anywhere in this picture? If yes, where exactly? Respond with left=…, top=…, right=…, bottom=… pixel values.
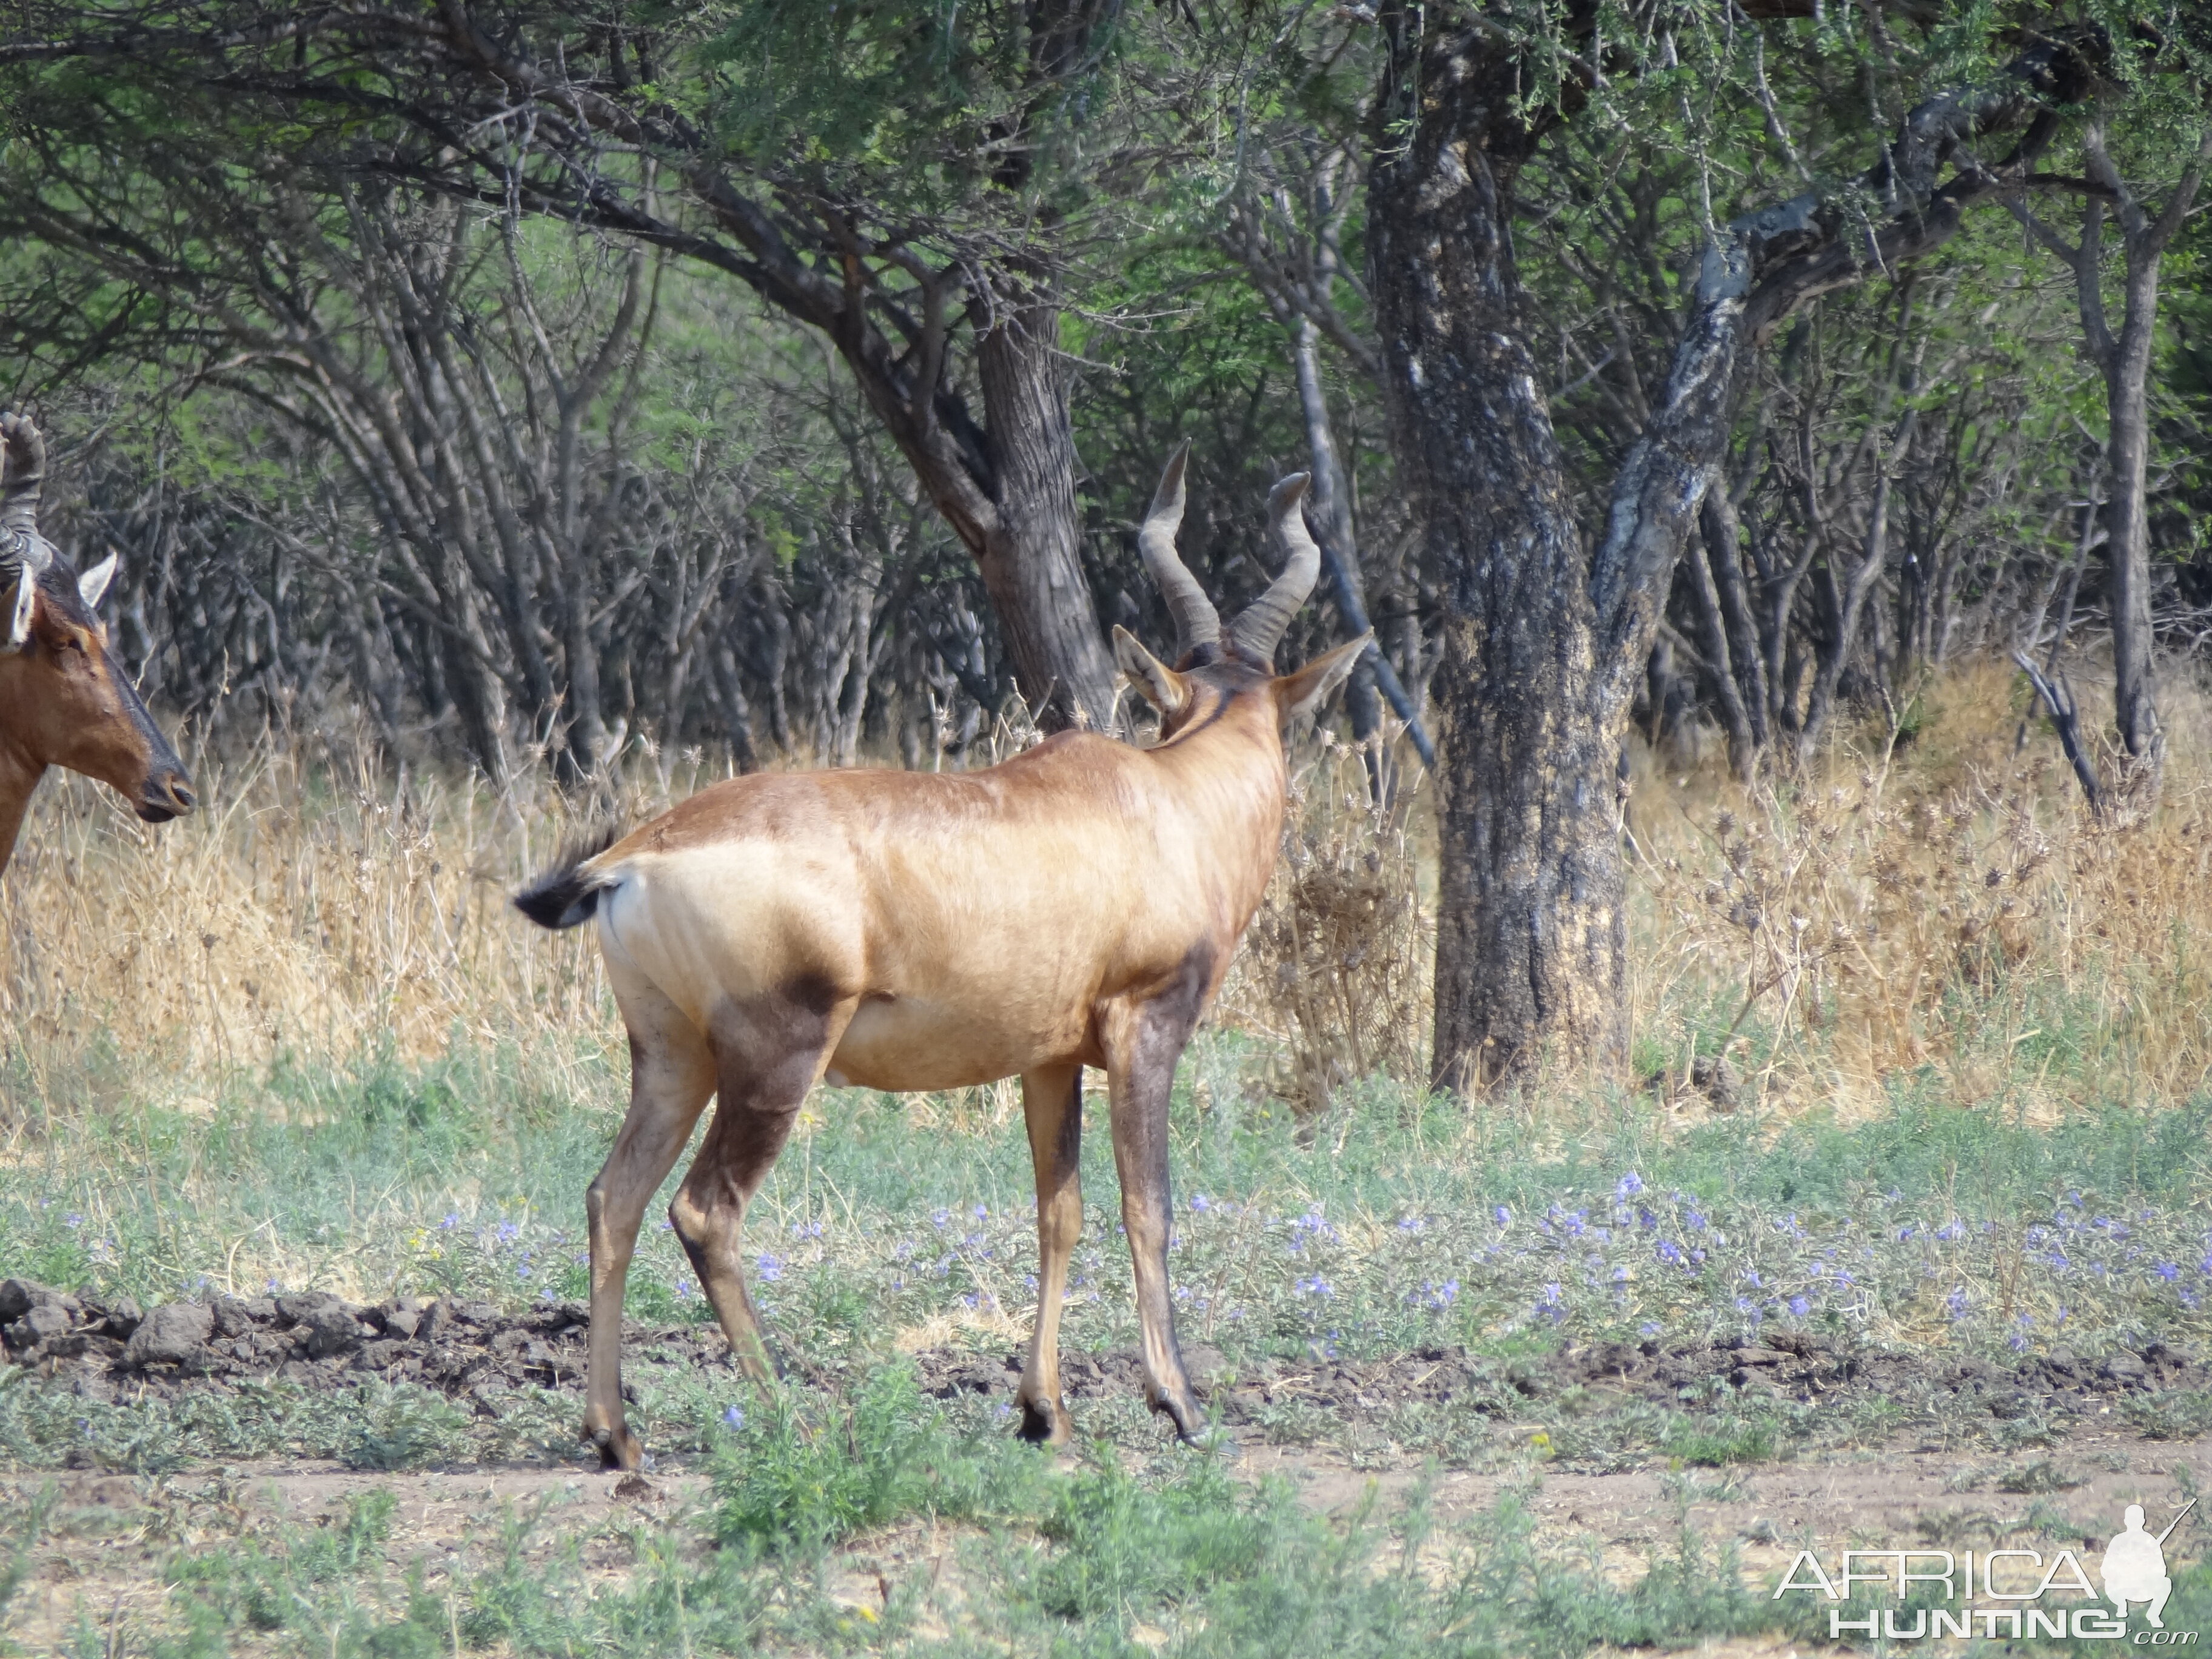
left=514, top=826, right=622, bottom=930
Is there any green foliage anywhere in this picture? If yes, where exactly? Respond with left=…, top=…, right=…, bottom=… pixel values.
left=0, top=1487, right=48, bottom=1659
left=2121, top=1388, right=2212, bottom=1441
left=705, top=0, right=1056, bottom=209
left=167, top=1490, right=397, bottom=1633
left=1660, top=1414, right=1780, bottom=1467
left=340, top=1384, right=478, bottom=1472
left=1028, top=1454, right=1280, bottom=1621
left=711, top=1364, right=1044, bottom=1555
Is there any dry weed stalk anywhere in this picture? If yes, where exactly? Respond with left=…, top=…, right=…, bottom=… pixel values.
left=1222, top=743, right=1430, bottom=1113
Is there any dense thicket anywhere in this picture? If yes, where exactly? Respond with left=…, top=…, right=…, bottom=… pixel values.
left=1, top=0, right=2205, bottom=1081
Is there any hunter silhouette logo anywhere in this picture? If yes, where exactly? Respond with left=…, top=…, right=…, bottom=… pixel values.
left=1775, top=1496, right=2198, bottom=1642
left=2104, top=1500, right=2193, bottom=1630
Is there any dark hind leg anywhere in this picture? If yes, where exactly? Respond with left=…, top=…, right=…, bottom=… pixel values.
left=1014, top=1062, right=1084, bottom=1444
left=1100, top=955, right=1213, bottom=1442
left=669, top=987, right=853, bottom=1381
left=584, top=985, right=717, bottom=1470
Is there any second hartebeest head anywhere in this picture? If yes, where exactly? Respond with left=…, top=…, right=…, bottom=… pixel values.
left=0, top=412, right=196, bottom=876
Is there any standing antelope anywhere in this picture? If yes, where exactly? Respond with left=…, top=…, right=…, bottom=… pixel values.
left=0, top=413, right=196, bottom=877
left=517, top=447, right=1367, bottom=1469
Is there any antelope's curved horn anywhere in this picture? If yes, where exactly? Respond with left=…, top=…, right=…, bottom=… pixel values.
left=1136, top=440, right=1220, bottom=656
left=1228, top=472, right=1320, bottom=663
left=0, top=412, right=53, bottom=573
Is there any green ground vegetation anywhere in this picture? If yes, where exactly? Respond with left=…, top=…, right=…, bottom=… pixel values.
left=2, top=1038, right=2210, bottom=1651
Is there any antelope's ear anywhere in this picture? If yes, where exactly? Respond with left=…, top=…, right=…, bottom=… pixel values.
left=1273, top=633, right=1371, bottom=724
left=1112, top=625, right=1191, bottom=717
left=78, top=549, right=118, bottom=609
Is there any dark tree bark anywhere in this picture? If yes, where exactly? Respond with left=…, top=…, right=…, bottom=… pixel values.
left=973, top=300, right=1119, bottom=730
left=1368, top=8, right=1627, bottom=1090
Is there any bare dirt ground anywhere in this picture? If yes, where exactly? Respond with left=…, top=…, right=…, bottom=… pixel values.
left=7, top=1278, right=2210, bottom=1654
left=7, top=1429, right=2207, bottom=1656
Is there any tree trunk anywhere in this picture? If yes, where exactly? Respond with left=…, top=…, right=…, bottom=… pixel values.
left=2105, top=285, right=2159, bottom=791
left=1799, top=448, right=1899, bottom=761
left=2102, top=244, right=2166, bottom=793
left=2044, top=127, right=2212, bottom=803
left=1691, top=489, right=1763, bottom=779
left=442, top=605, right=509, bottom=782
left=709, top=640, right=759, bottom=772
left=1367, top=39, right=1628, bottom=1091
left=1291, top=315, right=1389, bottom=796
left=973, top=298, right=1120, bottom=733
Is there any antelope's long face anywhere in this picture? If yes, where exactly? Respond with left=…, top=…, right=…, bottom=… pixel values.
left=1, top=557, right=196, bottom=822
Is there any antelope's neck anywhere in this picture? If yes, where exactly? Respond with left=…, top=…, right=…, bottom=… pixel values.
left=0, top=743, right=44, bottom=877
left=1150, top=691, right=1289, bottom=902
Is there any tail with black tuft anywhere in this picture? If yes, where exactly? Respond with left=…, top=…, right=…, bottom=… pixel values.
left=514, top=826, right=622, bottom=930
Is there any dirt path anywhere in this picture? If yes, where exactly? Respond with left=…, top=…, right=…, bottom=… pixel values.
left=7, top=1429, right=2206, bottom=1655
left=1248, top=1426, right=2212, bottom=1570
left=8, top=1275, right=2211, bottom=1652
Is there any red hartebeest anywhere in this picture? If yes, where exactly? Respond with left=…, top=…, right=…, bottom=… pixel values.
left=0, top=413, right=196, bottom=877
left=517, top=447, right=1367, bottom=1469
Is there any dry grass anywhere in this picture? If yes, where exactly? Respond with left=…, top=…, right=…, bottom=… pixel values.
left=1631, top=657, right=2212, bottom=1118
left=1218, top=740, right=1432, bottom=1113
left=5, top=658, right=2210, bottom=1126
left=0, top=728, right=635, bottom=1116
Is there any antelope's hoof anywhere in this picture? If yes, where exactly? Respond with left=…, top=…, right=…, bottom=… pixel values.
left=1016, top=1395, right=1073, bottom=1447
left=1176, top=1419, right=1236, bottom=1455
left=731, top=1334, right=787, bottom=1386
left=1153, top=1390, right=1221, bottom=1451
left=582, top=1415, right=645, bottom=1472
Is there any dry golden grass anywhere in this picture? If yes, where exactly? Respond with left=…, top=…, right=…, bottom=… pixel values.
left=5, top=658, right=2208, bottom=1124
left=1, top=729, right=642, bottom=1108
left=1218, top=740, right=1431, bottom=1113
left=1631, top=657, right=2212, bottom=1119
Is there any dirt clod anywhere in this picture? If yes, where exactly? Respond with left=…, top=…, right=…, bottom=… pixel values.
left=122, top=1301, right=214, bottom=1369
left=0, top=1279, right=70, bottom=1324
left=2, top=1276, right=2200, bottom=1458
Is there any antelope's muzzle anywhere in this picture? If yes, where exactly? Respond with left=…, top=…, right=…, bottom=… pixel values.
left=136, top=765, right=196, bottom=823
